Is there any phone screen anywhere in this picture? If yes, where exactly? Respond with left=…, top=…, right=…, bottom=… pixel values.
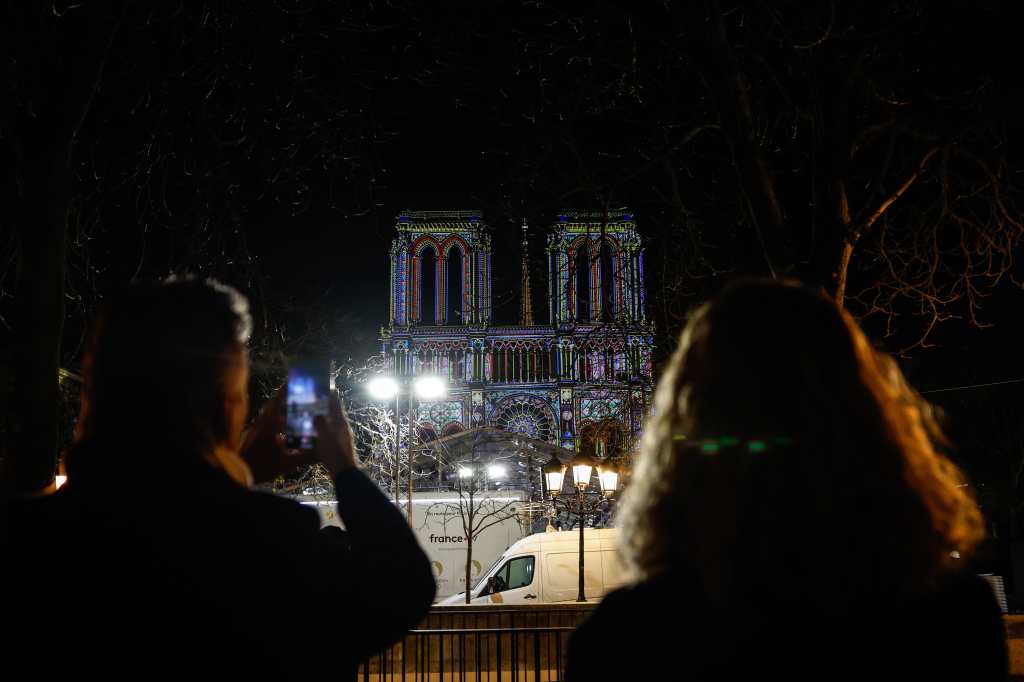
left=286, top=360, right=329, bottom=450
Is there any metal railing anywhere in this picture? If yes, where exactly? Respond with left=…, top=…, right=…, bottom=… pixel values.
left=358, top=605, right=594, bottom=682
left=360, top=626, right=575, bottom=682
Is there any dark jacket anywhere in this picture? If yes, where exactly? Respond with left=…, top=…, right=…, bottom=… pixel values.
left=567, top=568, right=1008, bottom=681
left=1, top=443, right=435, bottom=680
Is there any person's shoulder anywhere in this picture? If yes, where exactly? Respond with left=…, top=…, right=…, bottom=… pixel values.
left=195, top=473, right=322, bottom=531
left=911, top=572, right=1009, bottom=677
left=580, top=571, right=698, bottom=630
left=1, top=492, right=68, bottom=529
left=873, top=571, right=1005, bottom=651
left=1, top=495, right=75, bottom=576
left=596, top=578, right=660, bottom=612
left=926, top=571, right=1002, bottom=610
left=240, top=488, right=322, bottom=527
left=568, top=574, right=701, bottom=681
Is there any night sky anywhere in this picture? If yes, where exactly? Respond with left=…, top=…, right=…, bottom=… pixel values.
left=4, top=1, right=1024, bottom=494
left=241, top=0, right=1024, bottom=389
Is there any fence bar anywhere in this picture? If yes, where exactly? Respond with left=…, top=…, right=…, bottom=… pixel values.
left=534, top=630, right=541, bottom=682
left=496, top=626, right=502, bottom=682
left=356, top=609, right=587, bottom=681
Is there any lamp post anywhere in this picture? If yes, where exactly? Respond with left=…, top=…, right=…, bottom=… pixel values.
left=366, top=374, right=447, bottom=523
left=543, top=454, right=621, bottom=602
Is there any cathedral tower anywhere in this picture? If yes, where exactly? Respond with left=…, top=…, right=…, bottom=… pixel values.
left=381, top=208, right=653, bottom=457
left=389, top=210, right=492, bottom=327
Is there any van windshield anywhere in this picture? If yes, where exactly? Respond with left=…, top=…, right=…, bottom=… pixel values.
left=471, top=555, right=505, bottom=592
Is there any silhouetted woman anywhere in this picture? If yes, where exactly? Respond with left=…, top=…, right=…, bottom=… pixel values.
left=567, top=279, right=1006, bottom=681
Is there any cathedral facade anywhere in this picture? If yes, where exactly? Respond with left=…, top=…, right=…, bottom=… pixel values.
left=380, top=209, right=654, bottom=461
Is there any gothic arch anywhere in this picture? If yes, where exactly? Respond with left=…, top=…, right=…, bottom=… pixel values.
left=416, top=423, right=438, bottom=444
left=441, top=422, right=464, bottom=438
left=440, top=234, right=470, bottom=255
left=599, top=240, right=616, bottom=320
left=572, top=238, right=592, bottom=321
left=445, top=244, right=464, bottom=324
left=411, top=236, right=443, bottom=324
left=568, top=234, right=596, bottom=254
left=579, top=418, right=625, bottom=458
left=420, top=246, right=437, bottom=324
left=412, top=235, right=443, bottom=253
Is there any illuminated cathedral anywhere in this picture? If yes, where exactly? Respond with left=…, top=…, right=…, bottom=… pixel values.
left=380, top=209, right=653, bottom=464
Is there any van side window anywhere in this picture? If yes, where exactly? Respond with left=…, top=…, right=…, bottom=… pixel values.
left=503, top=557, right=536, bottom=585
left=498, top=556, right=534, bottom=591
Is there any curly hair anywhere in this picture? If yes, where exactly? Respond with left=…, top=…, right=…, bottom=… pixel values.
left=617, top=279, right=983, bottom=600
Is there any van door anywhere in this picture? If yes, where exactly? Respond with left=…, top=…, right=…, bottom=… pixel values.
left=600, top=549, right=625, bottom=593
left=542, top=550, right=604, bottom=602
left=470, top=555, right=538, bottom=604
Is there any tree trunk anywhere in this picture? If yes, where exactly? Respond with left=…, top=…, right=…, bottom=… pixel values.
left=3, top=149, right=69, bottom=494
left=0, top=4, right=121, bottom=495
left=464, top=533, right=473, bottom=604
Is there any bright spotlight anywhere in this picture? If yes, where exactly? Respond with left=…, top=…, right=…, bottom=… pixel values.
left=458, top=467, right=474, bottom=479
left=366, top=376, right=399, bottom=401
left=487, top=464, right=506, bottom=479
left=413, top=375, right=446, bottom=400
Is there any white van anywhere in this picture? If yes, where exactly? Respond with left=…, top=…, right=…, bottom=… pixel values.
left=437, top=528, right=624, bottom=605
left=299, top=491, right=528, bottom=600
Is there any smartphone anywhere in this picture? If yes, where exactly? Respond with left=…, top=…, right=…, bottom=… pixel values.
left=285, top=358, right=330, bottom=450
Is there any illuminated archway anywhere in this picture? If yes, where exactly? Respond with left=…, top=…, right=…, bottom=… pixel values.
left=420, top=246, right=437, bottom=323
left=574, top=241, right=591, bottom=321
left=599, top=241, right=615, bottom=320
left=446, top=246, right=463, bottom=324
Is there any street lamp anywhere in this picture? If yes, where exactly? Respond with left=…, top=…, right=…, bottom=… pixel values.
left=596, top=459, right=620, bottom=495
left=365, top=373, right=447, bottom=523
left=542, top=456, right=566, bottom=494
left=571, top=454, right=595, bottom=491
left=542, top=453, right=623, bottom=602
left=413, top=375, right=446, bottom=400
left=367, top=376, right=400, bottom=401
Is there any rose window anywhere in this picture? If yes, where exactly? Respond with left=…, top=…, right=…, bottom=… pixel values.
left=493, top=395, right=556, bottom=443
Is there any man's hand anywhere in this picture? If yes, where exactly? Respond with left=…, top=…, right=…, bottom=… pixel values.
left=239, top=388, right=316, bottom=485
left=313, top=393, right=359, bottom=476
